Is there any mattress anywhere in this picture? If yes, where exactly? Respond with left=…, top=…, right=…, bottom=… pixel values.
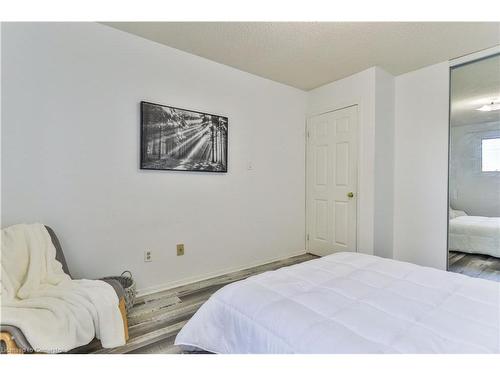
left=449, top=216, right=500, bottom=258
left=175, top=252, right=500, bottom=353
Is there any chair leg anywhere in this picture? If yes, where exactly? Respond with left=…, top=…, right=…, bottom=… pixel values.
left=119, top=297, right=129, bottom=342
left=0, top=332, right=24, bottom=354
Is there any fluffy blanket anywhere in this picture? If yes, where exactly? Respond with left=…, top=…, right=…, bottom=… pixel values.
left=176, top=252, right=500, bottom=353
left=1, top=223, right=125, bottom=352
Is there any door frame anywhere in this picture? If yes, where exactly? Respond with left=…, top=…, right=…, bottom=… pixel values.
left=305, top=103, right=360, bottom=254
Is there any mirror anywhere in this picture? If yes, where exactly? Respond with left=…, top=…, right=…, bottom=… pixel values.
left=448, top=53, right=500, bottom=281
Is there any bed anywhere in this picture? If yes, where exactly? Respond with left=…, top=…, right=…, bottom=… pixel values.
left=449, top=209, right=500, bottom=258
left=175, top=252, right=500, bottom=353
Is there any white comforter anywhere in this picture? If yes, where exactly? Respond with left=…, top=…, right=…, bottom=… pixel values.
left=449, top=216, right=500, bottom=258
left=1, top=223, right=125, bottom=352
left=175, top=252, right=500, bottom=353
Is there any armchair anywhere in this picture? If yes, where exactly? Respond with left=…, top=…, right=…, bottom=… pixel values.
left=0, top=226, right=129, bottom=354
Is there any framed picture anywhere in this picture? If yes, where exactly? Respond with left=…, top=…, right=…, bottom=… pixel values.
left=140, top=101, right=228, bottom=172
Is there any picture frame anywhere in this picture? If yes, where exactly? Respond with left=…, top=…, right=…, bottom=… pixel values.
left=140, top=101, right=228, bottom=172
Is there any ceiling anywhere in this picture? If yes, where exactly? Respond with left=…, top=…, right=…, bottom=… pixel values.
left=451, top=54, right=500, bottom=127
left=103, top=22, right=500, bottom=90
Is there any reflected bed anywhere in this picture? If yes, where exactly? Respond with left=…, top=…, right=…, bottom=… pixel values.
left=449, top=209, right=500, bottom=258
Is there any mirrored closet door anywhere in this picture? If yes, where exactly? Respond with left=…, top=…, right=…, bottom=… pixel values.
left=448, top=53, right=500, bottom=281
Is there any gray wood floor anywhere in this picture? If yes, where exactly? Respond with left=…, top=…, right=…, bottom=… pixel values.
left=73, top=253, right=317, bottom=354
left=448, top=251, right=500, bottom=282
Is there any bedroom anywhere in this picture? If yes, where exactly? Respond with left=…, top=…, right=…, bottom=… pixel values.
left=1, top=0, right=500, bottom=373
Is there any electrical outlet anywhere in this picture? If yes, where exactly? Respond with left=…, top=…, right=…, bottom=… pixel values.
left=176, top=244, right=185, bottom=256
left=144, top=250, right=152, bottom=262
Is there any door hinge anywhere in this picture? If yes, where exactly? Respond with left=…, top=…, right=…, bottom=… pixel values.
left=306, top=233, right=310, bottom=241
left=307, top=131, right=310, bottom=139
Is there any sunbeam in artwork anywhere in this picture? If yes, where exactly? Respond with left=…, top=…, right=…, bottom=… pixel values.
left=141, top=101, right=228, bottom=172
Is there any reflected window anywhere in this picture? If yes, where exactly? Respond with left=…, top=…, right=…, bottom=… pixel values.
left=482, top=138, right=500, bottom=172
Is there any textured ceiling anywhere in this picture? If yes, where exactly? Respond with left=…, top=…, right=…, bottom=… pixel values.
left=451, top=54, right=500, bottom=127
left=103, top=22, right=500, bottom=90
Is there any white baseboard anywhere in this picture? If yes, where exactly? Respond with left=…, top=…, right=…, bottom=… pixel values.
left=136, top=250, right=308, bottom=297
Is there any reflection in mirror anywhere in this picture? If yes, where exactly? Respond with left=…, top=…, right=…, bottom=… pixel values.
left=448, top=53, right=500, bottom=281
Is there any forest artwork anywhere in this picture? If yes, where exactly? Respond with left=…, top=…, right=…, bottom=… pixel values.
left=140, top=101, right=228, bottom=172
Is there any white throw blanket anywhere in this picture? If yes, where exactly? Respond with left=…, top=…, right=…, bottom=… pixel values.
left=1, top=223, right=125, bottom=352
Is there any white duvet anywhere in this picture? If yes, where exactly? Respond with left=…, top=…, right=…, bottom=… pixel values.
left=1, top=223, right=125, bottom=353
left=175, top=252, right=500, bottom=353
left=449, top=216, right=500, bottom=258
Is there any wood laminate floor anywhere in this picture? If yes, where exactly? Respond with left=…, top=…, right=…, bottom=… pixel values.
left=448, top=251, right=500, bottom=282
left=72, top=253, right=317, bottom=354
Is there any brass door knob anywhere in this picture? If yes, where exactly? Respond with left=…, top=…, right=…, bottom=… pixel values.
left=347, top=192, right=354, bottom=198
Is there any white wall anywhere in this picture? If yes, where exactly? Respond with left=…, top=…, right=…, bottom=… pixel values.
left=307, top=67, right=394, bottom=258
left=393, top=62, right=449, bottom=270
left=450, top=121, right=500, bottom=217
left=1, top=23, right=307, bottom=293
left=374, top=68, right=395, bottom=259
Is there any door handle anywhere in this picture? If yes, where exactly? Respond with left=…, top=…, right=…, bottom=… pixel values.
left=347, top=192, right=354, bottom=198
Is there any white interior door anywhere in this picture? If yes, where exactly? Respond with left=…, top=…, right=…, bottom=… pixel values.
left=306, top=105, right=358, bottom=256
